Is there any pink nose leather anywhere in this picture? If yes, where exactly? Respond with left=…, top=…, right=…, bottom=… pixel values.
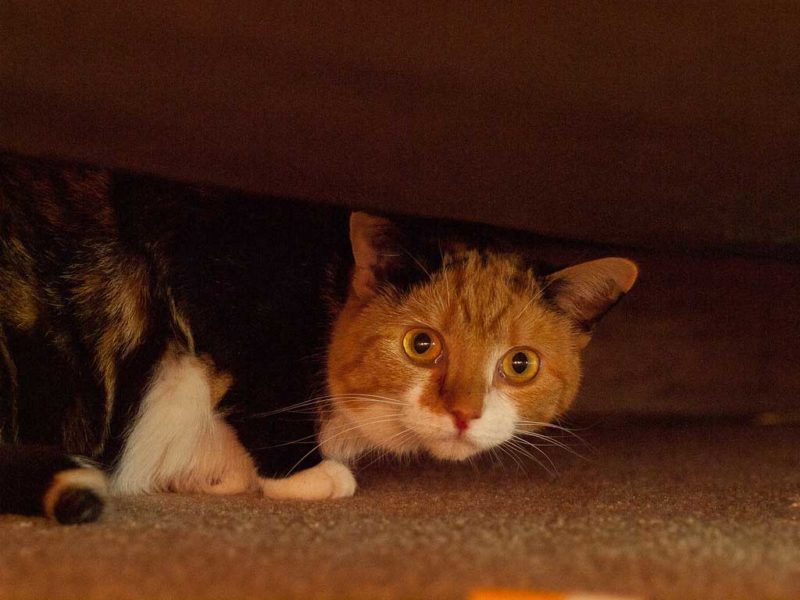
left=450, top=407, right=481, bottom=432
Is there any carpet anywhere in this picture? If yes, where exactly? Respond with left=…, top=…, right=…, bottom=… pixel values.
left=1, top=421, right=798, bottom=600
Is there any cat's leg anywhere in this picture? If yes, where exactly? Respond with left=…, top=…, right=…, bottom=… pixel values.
left=223, top=391, right=359, bottom=500
left=112, top=349, right=259, bottom=495
left=258, top=459, right=356, bottom=500
left=196, top=418, right=359, bottom=499
left=254, top=408, right=366, bottom=500
left=113, top=346, right=355, bottom=499
left=192, top=416, right=260, bottom=496
left=0, top=445, right=107, bottom=524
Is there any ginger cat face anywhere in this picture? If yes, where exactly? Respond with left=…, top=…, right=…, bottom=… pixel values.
left=322, top=213, right=638, bottom=463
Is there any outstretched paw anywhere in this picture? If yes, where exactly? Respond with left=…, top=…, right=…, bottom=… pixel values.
left=259, top=459, right=356, bottom=500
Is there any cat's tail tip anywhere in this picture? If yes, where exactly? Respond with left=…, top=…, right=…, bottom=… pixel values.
left=44, top=468, right=107, bottom=524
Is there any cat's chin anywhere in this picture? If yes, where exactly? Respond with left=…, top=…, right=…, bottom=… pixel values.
left=424, top=438, right=483, bottom=461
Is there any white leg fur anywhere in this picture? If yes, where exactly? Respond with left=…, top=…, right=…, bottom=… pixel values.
left=112, top=351, right=257, bottom=495
left=260, top=460, right=356, bottom=500
left=113, top=349, right=356, bottom=501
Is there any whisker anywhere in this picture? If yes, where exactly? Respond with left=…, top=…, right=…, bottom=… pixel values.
left=400, top=244, right=432, bottom=281
left=252, top=413, right=401, bottom=454
left=496, top=443, right=527, bottom=473
left=507, top=437, right=558, bottom=475
left=513, top=295, right=538, bottom=321
left=515, top=419, right=585, bottom=431
left=504, top=439, right=536, bottom=469
left=357, top=429, right=416, bottom=471
left=467, top=454, right=479, bottom=474
left=489, top=447, right=506, bottom=471
left=514, top=429, right=576, bottom=452
left=510, top=440, right=553, bottom=475
left=266, top=432, right=320, bottom=448
left=516, top=420, right=592, bottom=445
left=246, top=394, right=405, bottom=420
left=513, top=432, right=588, bottom=463
left=282, top=407, right=415, bottom=474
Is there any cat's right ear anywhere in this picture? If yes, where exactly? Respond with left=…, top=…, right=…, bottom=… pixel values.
left=544, top=257, right=638, bottom=336
left=349, top=212, right=398, bottom=300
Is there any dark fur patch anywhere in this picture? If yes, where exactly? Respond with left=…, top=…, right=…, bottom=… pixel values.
left=1, top=152, right=352, bottom=482
left=52, top=486, right=104, bottom=524
left=0, top=445, right=98, bottom=520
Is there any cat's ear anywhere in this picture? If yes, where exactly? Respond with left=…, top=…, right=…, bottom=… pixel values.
left=349, top=212, right=399, bottom=300
left=545, top=257, right=638, bottom=333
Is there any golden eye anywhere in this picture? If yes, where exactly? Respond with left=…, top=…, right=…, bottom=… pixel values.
left=500, top=347, right=540, bottom=384
left=402, top=328, right=443, bottom=365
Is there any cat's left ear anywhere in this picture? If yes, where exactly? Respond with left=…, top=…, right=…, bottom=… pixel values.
left=545, top=257, right=638, bottom=336
left=349, top=212, right=398, bottom=300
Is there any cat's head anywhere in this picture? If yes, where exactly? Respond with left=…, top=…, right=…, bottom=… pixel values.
left=323, top=212, right=637, bottom=462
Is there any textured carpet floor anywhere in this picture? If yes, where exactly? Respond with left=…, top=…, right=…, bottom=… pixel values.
left=1, top=422, right=798, bottom=600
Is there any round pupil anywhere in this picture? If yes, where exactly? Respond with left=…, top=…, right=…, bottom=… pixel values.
left=511, top=352, right=529, bottom=374
left=413, top=333, right=433, bottom=355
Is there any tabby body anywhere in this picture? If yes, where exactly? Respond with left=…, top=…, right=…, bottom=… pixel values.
left=0, top=153, right=637, bottom=523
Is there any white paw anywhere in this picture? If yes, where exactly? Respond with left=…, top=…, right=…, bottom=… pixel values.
left=319, top=459, right=357, bottom=498
left=259, top=459, right=357, bottom=500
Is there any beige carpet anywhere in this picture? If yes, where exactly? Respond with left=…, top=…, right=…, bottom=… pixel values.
left=1, top=421, right=798, bottom=600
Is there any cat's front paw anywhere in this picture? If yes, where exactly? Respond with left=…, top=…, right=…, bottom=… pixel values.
left=259, top=459, right=356, bottom=500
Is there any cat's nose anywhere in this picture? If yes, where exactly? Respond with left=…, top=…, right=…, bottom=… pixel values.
left=449, top=407, right=482, bottom=432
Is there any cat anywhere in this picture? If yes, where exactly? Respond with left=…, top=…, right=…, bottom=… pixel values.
left=0, top=152, right=637, bottom=523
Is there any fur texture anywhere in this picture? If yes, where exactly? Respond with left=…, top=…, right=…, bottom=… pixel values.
left=0, top=152, right=637, bottom=523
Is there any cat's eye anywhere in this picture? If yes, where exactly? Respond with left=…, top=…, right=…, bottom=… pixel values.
left=402, top=328, right=443, bottom=365
left=499, top=347, right=540, bottom=384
